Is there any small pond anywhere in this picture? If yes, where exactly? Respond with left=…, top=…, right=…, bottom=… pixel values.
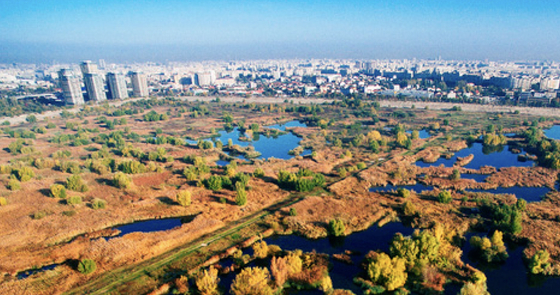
left=416, top=142, right=534, bottom=169
left=105, top=216, right=196, bottom=240
left=265, top=121, right=308, bottom=131
left=369, top=183, right=434, bottom=193
left=17, top=263, right=59, bottom=280
left=460, top=174, right=490, bottom=182
left=406, top=129, right=431, bottom=139
left=545, top=125, right=560, bottom=140
left=465, top=186, right=552, bottom=203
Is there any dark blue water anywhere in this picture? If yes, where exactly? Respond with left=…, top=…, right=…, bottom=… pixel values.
left=455, top=233, right=560, bottom=295
left=544, top=125, right=560, bottom=140
left=110, top=218, right=184, bottom=238
left=263, top=222, right=414, bottom=293
left=465, top=186, right=551, bottom=202
left=461, top=174, right=490, bottom=182
left=17, top=263, right=59, bottom=280
left=216, top=160, right=229, bottom=166
left=266, top=120, right=307, bottom=131
left=416, top=142, right=534, bottom=169
left=216, top=127, right=306, bottom=160
left=369, top=183, right=434, bottom=193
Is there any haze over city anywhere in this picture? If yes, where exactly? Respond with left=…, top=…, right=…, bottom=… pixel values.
left=1, top=0, right=559, bottom=63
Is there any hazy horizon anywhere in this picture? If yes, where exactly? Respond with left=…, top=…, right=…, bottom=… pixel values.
left=1, top=0, right=559, bottom=63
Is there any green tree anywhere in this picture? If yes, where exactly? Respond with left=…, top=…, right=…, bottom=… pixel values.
left=67, top=195, right=82, bottom=205
left=529, top=249, right=551, bottom=274
left=367, top=252, right=407, bottom=291
left=6, top=177, right=20, bottom=191
left=230, top=267, right=273, bottom=295
left=77, top=259, right=96, bottom=275
left=112, top=172, right=132, bottom=189
left=15, top=166, right=35, bottom=182
left=252, top=241, right=269, bottom=259
left=50, top=184, right=67, bottom=198
left=177, top=190, right=192, bottom=207
left=437, top=190, right=452, bottom=204
left=91, top=198, right=107, bottom=209
left=66, top=175, right=88, bottom=192
left=235, top=188, right=247, bottom=206
left=328, top=219, right=346, bottom=237
left=196, top=267, right=220, bottom=295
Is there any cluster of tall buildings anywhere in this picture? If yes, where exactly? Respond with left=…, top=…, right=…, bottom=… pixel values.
left=58, top=61, right=148, bottom=105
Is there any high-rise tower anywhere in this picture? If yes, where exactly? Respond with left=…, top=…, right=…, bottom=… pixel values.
left=58, top=69, right=84, bottom=105
left=80, top=60, right=106, bottom=102
left=83, top=73, right=107, bottom=102
left=130, top=72, right=148, bottom=97
left=106, top=73, right=128, bottom=99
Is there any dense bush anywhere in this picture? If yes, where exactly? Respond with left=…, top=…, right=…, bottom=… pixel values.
left=91, top=198, right=107, bottom=209
left=66, top=175, right=88, bottom=192
left=437, top=190, right=452, bottom=204
left=469, top=231, right=508, bottom=263
left=205, top=175, right=223, bottom=191
left=77, top=259, right=97, bottom=275
left=328, top=219, right=345, bottom=237
left=113, top=172, right=132, bottom=189
left=176, top=190, right=191, bottom=207
left=0, top=197, right=7, bottom=206
left=67, top=195, right=82, bottom=205
left=50, top=184, right=67, bottom=198
left=277, top=169, right=325, bottom=192
left=15, top=166, right=35, bottom=182
left=119, top=160, right=146, bottom=174
left=6, top=177, right=21, bottom=191
left=235, top=188, right=247, bottom=206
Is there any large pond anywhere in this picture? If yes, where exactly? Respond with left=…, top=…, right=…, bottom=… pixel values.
left=416, top=142, right=534, bottom=169
left=262, top=222, right=415, bottom=293
left=226, top=223, right=560, bottom=294
left=545, top=125, right=560, bottom=140
left=190, top=121, right=311, bottom=161
left=443, top=233, right=560, bottom=295
left=465, top=186, right=552, bottom=203
left=370, top=183, right=551, bottom=203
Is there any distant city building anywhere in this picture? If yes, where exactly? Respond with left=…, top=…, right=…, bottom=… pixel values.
left=130, top=72, right=149, bottom=97
left=58, top=69, right=84, bottom=105
left=106, top=72, right=128, bottom=99
left=80, top=60, right=98, bottom=75
left=194, top=72, right=213, bottom=86
left=84, top=73, right=107, bottom=102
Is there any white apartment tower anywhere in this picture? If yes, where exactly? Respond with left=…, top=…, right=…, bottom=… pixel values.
left=80, top=60, right=98, bottom=75
left=130, top=72, right=149, bottom=97
left=80, top=60, right=106, bottom=102
left=84, top=73, right=107, bottom=102
left=106, top=73, right=128, bottom=99
left=58, top=69, right=85, bottom=105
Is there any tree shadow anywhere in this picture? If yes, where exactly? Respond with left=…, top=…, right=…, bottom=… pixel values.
left=157, top=196, right=177, bottom=205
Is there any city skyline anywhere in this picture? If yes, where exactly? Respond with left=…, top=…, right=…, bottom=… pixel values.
left=1, top=0, right=559, bottom=63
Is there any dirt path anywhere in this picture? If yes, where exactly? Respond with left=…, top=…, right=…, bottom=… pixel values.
left=3, top=96, right=559, bottom=126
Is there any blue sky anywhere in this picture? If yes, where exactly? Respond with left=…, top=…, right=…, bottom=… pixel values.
left=1, top=0, right=559, bottom=62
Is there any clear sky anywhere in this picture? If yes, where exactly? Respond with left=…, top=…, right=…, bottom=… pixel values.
left=1, top=0, right=559, bottom=63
